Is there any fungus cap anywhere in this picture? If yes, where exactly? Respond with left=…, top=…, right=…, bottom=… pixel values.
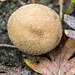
left=7, top=4, right=62, bottom=55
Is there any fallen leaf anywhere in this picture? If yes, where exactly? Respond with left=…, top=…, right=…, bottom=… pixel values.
left=64, top=15, right=75, bottom=39
left=0, top=63, right=21, bottom=75
left=60, top=38, right=75, bottom=75
left=65, top=30, right=75, bottom=39
left=64, top=15, right=75, bottom=29
left=24, top=38, right=75, bottom=75
left=24, top=57, right=52, bottom=75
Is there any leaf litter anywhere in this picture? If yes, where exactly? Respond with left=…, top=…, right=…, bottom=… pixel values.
left=0, top=62, right=21, bottom=75
left=24, top=38, right=75, bottom=75
left=64, top=15, right=75, bottom=29
left=64, top=15, right=75, bottom=39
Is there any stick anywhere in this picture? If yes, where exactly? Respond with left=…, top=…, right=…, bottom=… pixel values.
left=0, top=44, right=16, bottom=48
left=59, top=0, right=63, bottom=20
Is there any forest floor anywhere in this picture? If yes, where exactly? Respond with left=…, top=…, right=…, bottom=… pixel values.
left=0, top=0, right=75, bottom=75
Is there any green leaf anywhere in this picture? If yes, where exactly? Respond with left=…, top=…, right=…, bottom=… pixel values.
left=71, top=0, right=75, bottom=3
left=66, top=4, right=72, bottom=14
left=66, top=0, right=75, bottom=14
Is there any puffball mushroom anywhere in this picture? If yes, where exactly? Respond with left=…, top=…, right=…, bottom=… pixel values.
left=7, top=4, right=62, bottom=55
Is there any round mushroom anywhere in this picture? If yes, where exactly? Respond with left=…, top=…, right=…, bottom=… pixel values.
left=7, top=4, right=62, bottom=55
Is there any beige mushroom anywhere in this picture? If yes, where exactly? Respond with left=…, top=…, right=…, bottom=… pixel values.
left=7, top=4, right=62, bottom=55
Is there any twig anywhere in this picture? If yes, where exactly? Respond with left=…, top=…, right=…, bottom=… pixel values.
left=0, top=44, right=16, bottom=48
left=30, top=0, right=35, bottom=4
left=59, top=0, right=63, bottom=20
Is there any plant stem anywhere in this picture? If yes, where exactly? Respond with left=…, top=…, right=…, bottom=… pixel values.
left=66, top=3, right=72, bottom=14
left=59, top=0, right=63, bottom=20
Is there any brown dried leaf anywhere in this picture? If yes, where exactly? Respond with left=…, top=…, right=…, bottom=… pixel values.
left=0, top=63, right=21, bottom=75
left=60, top=38, right=75, bottom=75
left=24, top=38, right=75, bottom=75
